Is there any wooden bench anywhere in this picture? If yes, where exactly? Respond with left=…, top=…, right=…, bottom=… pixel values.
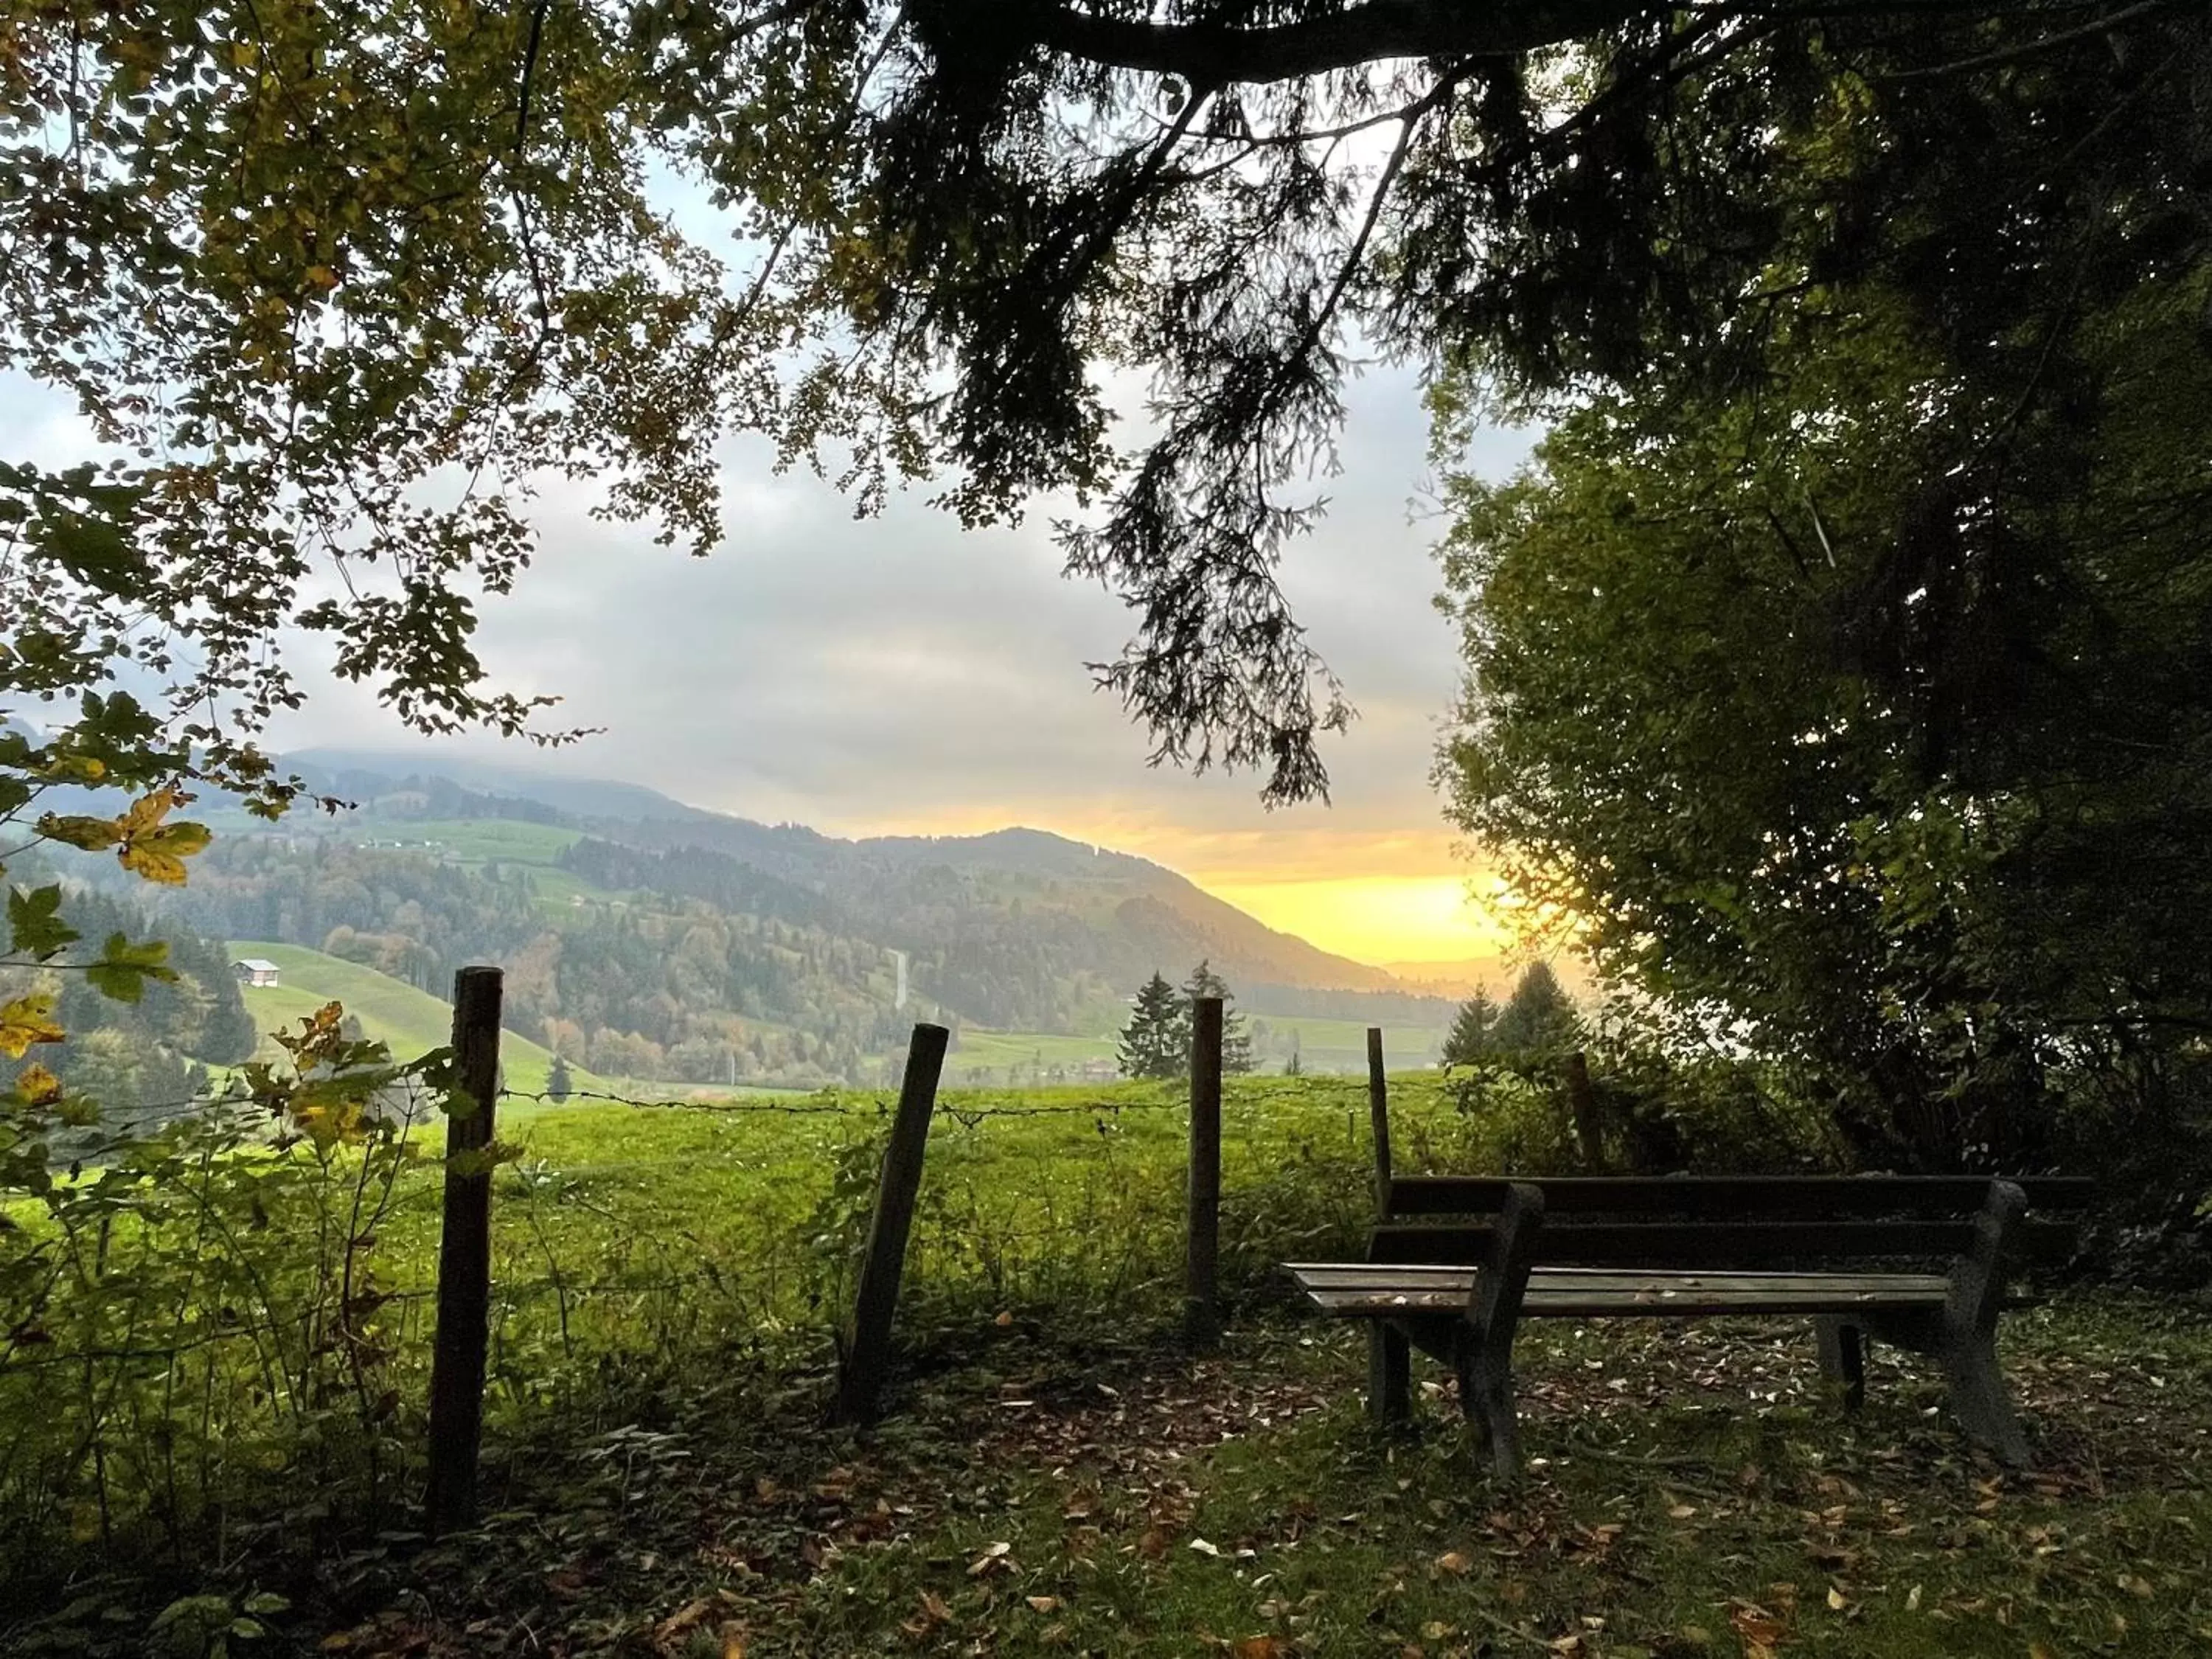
left=1286, top=1174, right=2092, bottom=1476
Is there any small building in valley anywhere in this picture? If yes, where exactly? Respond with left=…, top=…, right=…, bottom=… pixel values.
left=232, top=958, right=282, bottom=988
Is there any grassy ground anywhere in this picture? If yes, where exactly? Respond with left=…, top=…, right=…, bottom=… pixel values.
left=62, top=1291, right=2199, bottom=1658
left=9, top=1071, right=2206, bottom=1657
left=228, top=939, right=599, bottom=1096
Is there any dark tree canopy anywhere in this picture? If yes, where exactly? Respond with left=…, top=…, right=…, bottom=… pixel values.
left=1432, top=9, right=2212, bottom=1166
left=5, top=0, right=2194, bottom=806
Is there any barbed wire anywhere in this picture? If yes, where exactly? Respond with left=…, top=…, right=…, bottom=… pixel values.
left=495, top=1085, right=1192, bottom=1125
left=499, top=1086, right=868, bottom=1117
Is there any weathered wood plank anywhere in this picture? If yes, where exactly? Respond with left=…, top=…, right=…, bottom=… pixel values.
left=1368, top=1218, right=2078, bottom=1266
left=1291, top=1265, right=1955, bottom=1297
left=832, top=1023, right=950, bottom=1426
left=1305, top=1284, right=1955, bottom=1317
left=1385, top=1174, right=2093, bottom=1219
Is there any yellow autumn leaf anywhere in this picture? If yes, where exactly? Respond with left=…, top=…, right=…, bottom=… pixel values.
left=0, top=995, right=67, bottom=1060
left=305, top=265, right=340, bottom=290
left=35, top=813, right=124, bottom=852
left=119, top=820, right=212, bottom=885
left=14, top=1062, right=63, bottom=1105
left=114, top=789, right=212, bottom=885
left=118, top=788, right=181, bottom=839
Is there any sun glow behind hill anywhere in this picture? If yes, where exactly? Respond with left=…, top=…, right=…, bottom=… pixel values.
left=1199, top=872, right=1512, bottom=970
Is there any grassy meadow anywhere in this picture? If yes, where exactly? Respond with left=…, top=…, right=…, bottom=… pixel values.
left=227, top=939, right=599, bottom=1096
left=7, top=1065, right=2208, bottom=1657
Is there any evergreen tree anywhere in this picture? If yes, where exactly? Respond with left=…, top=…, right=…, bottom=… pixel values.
left=198, top=979, right=262, bottom=1066
left=1117, top=973, right=1186, bottom=1080
left=546, top=1054, right=574, bottom=1103
left=1490, top=964, right=1581, bottom=1055
left=1441, top=988, right=1501, bottom=1066
left=1283, top=1040, right=1304, bottom=1078
left=1182, top=960, right=1256, bottom=1075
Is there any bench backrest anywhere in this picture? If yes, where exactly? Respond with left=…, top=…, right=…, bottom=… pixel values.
left=1368, top=1175, right=2092, bottom=1270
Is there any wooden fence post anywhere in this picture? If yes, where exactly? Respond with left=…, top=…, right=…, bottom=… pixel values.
left=1366, top=1026, right=1392, bottom=1216
left=1564, top=1050, right=1604, bottom=1172
left=1184, top=995, right=1224, bottom=1353
left=833, top=1022, right=949, bottom=1427
left=425, top=965, right=504, bottom=1535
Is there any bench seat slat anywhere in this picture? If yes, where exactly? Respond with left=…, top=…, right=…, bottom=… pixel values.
left=1288, top=1264, right=1952, bottom=1298
left=1368, top=1219, right=2077, bottom=1266
left=1307, top=1287, right=1950, bottom=1317
left=1386, top=1174, right=2093, bottom=1219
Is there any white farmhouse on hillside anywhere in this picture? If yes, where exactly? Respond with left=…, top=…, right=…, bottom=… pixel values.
left=232, top=958, right=282, bottom=988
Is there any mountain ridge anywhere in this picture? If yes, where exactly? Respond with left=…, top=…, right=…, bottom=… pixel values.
left=277, top=747, right=1413, bottom=999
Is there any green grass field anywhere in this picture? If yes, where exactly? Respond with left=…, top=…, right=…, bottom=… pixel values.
left=942, top=1018, right=1448, bottom=1080
left=7, top=1065, right=2205, bottom=1655
left=341, top=817, right=584, bottom=864
left=228, top=939, right=597, bottom=1096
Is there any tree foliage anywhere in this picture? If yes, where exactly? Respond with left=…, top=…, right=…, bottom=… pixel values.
left=1441, top=987, right=1499, bottom=1067
left=1434, top=19, right=2212, bottom=1168
left=1116, top=961, right=1258, bottom=1078
left=1116, top=971, right=1185, bottom=1080
left=1183, top=959, right=1256, bottom=1075
left=1490, top=963, right=1580, bottom=1057
left=7, top=0, right=2190, bottom=808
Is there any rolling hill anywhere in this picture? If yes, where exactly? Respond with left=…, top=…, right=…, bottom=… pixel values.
left=228, top=941, right=599, bottom=1098
left=140, top=751, right=1471, bottom=1087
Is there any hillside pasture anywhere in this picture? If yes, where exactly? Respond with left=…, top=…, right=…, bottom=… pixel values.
left=228, top=939, right=598, bottom=1097
left=338, top=817, right=584, bottom=865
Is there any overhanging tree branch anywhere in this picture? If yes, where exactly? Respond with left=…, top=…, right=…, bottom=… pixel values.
left=1023, top=0, right=1648, bottom=83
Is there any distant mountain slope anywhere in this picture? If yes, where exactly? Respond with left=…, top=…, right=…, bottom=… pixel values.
left=221, top=750, right=1455, bottom=1063
left=285, top=748, right=723, bottom=827
left=275, top=750, right=1417, bottom=1002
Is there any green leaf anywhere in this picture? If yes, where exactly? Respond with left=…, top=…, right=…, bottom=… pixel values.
left=7, top=885, right=80, bottom=961
left=83, top=932, right=175, bottom=1003
left=35, top=813, right=123, bottom=852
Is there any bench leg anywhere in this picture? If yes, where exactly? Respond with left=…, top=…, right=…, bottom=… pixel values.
left=1367, top=1323, right=1411, bottom=1426
left=1940, top=1180, right=2032, bottom=1467
left=1942, top=1326, right=2031, bottom=1467
left=1455, top=1324, right=1524, bottom=1480
left=1456, top=1182, right=1543, bottom=1481
left=1815, top=1316, right=1866, bottom=1413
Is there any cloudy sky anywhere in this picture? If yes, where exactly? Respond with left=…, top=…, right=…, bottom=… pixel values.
left=7, top=349, right=1532, bottom=969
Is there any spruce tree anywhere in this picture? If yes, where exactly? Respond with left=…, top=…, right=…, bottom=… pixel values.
left=1117, top=973, right=1186, bottom=1080
left=1182, top=960, right=1256, bottom=1075
left=1491, top=963, right=1581, bottom=1055
left=546, top=1054, right=574, bottom=1104
left=1441, top=988, right=1502, bottom=1066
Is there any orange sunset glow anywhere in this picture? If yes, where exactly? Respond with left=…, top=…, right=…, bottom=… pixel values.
left=1199, top=872, right=1512, bottom=966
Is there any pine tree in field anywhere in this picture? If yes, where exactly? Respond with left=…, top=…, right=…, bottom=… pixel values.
left=1441, top=988, right=1502, bottom=1065
left=1182, top=960, right=1256, bottom=1075
left=1118, top=973, right=1186, bottom=1079
left=546, top=1054, right=574, bottom=1103
left=1490, top=963, right=1581, bottom=1055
